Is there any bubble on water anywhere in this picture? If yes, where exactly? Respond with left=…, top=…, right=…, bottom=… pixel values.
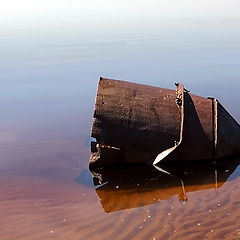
left=139, top=226, right=143, bottom=229
left=50, top=230, right=54, bottom=234
left=197, top=223, right=201, bottom=226
left=217, top=203, right=221, bottom=207
left=116, top=186, right=119, bottom=189
left=208, top=209, right=212, bottom=212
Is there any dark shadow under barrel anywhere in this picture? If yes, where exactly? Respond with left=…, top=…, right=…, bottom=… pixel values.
left=90, top=154, right=240, bottom=213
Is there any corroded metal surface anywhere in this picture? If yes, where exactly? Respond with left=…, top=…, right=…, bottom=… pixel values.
left=91, top=78, right=182, bottom=166
left=90, top=78, right=240, bottom=167
left=217, top=102, right=240, bottom=158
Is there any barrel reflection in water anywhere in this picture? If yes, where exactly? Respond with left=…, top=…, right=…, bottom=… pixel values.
left=89, top=149, right=240, bottom=213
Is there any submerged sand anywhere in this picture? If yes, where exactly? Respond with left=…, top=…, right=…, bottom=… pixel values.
left=0, top=165, right=239, bottom=240
left=0, top=119, right=239, bottom=240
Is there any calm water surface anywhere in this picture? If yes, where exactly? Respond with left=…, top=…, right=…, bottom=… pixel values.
left=1, top=7, right=240, bottom=240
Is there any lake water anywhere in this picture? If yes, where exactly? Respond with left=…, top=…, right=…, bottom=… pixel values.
left=1, top=2, right=240, bottom=239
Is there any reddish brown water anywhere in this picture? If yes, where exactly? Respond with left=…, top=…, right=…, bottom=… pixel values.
left=0, top=88, right=240, bottom=240
left=1, top=9, right=240, bottom=238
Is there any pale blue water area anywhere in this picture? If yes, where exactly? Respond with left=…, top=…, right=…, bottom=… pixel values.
left=1, top=20, right=240, bottom=117
left=1, top=4, right=240, bottom=239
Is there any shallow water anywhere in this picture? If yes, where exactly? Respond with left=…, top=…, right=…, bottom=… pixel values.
left=1, top=2, right=240, bottom=239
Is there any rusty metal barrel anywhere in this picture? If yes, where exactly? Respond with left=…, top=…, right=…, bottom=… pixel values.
left=90, top=78, right=240, bottom=168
